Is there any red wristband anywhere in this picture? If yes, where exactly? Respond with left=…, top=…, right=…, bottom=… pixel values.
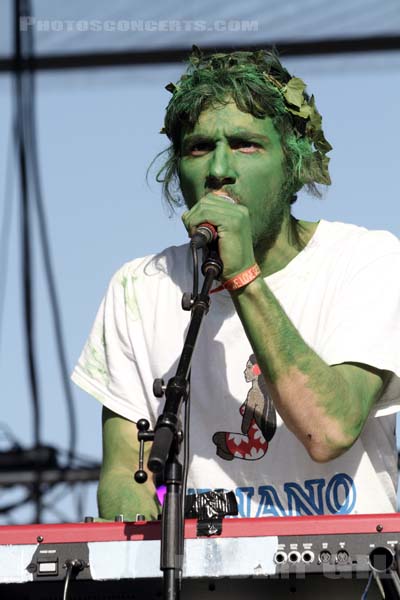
left=211, top=263, right=261, bottom=294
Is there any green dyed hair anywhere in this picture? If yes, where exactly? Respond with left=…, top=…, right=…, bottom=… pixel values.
left=156, top=47, right=332, bottom=209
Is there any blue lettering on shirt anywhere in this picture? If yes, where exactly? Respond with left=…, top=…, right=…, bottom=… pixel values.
left=188, top=473, right=356, bottom=517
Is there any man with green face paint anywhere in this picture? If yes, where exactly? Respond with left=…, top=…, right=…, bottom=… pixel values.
left=72, top=48, right=400, bottom=520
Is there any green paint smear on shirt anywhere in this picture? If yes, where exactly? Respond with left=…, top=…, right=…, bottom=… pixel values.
left=121, top=273, right=140, bottom=322
left=82, top=341, right=110, bottom=386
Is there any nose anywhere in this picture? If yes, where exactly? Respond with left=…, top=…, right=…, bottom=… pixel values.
left=207, top=141, right=236, bottom=188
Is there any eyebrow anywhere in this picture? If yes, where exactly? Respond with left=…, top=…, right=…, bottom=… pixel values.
left=229, top=130, right=271, bottom=143
left=181, top=134, right=211, bottom=149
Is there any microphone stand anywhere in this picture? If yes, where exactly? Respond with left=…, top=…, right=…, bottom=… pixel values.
left=136, top=242, right=223, bottom=600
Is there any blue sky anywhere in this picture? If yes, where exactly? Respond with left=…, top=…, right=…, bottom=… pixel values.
left=0, top=50, right=399, bottom=522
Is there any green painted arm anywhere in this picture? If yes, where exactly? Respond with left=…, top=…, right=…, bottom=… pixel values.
left=97, top=406, right=160, bottom=521
left=231, top=277, right=389, bottom=462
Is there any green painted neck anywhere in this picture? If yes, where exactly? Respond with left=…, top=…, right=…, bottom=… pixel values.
left=255, top=215, right=318, bottom=277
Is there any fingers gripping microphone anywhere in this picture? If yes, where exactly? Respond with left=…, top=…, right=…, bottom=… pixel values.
left=190, top=193, right=234, bottom=249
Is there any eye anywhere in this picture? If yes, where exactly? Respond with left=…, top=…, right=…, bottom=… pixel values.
left=230, top=140, right=261, bottom=153
left=188, top=142, right=213, bottom=156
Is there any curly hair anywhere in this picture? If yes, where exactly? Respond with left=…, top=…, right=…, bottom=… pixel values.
left=156, top=48, right=331, bottom=210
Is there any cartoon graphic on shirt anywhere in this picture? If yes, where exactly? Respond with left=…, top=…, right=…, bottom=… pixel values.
left=212, top=354, right=277, bottom=460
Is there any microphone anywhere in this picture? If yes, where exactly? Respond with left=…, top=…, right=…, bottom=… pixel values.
left=190, top=223, right=217, bottom=249
left=190, top=193, right=234, bottom=249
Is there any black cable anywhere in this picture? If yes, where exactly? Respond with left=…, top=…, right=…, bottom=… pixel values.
left=10, top=0, right=82, bottom=523
left=191, top=244, right=198, bottom=299
left=181, top=378, right=191, bottom=524
left=0, top=131, right=16, bottom=358
left=14, top=0, right=41, bottom=453
left=14, top=0, right=44, bottom=526
left=13, top=0, right=78, bottom=477
left=361, top=571, right=374, bottom=599
left=62, top=560, right=84, bottom=600
left=62, top=561, right=74, bottom=600
left=22, top=9, right=78, bottom=465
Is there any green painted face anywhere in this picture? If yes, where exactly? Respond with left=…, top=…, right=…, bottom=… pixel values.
left=179, top=101, right=290, bottom=248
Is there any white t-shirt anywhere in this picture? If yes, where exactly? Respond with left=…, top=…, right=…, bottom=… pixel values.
left=72, top=220, right=400, bottom=516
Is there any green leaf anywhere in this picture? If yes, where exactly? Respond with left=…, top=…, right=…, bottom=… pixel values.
left=308, top=96, right=322, bottom=130
left=283, top=77, right=306, bottom=109
left=288, top=103, right=311, bottom=119
left=165, top=82, right=176, bottom=94
left=312, top=152, right=331, bottom=185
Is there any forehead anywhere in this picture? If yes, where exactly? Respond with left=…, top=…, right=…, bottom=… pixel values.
left=184, top=101, right=280, bottom=142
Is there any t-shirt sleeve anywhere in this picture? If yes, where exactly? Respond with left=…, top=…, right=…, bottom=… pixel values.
left=320, top=230, right=400, bottom=417
left=71, top=263, right=154, bottom=424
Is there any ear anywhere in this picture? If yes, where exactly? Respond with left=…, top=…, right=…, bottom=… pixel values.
left=252, top=364, right=261, bottom=376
